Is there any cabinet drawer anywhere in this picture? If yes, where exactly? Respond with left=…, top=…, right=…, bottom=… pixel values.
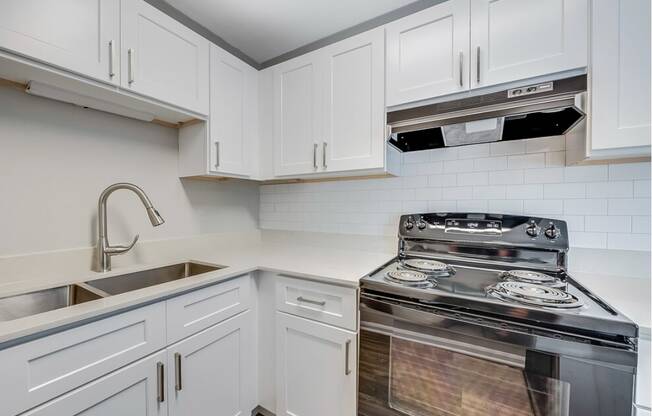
left=0, top=302, right=166, bottom=416
left=166, top=274, right=251, bottom=344
left=275, top=275, right=357, bottom=331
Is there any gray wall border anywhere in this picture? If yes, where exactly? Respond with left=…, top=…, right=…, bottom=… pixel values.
left=145, top=0, right=448, bottom=70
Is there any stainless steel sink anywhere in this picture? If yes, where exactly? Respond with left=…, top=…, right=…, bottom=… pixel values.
left=84, top=261, right=223, bottom=296
left=0, top=284, right=102, bottom=322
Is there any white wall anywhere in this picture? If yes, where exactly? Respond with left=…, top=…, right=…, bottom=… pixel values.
left=0, top=85, right=259, bottom=256
left=260, top=136, right=651, bottom=251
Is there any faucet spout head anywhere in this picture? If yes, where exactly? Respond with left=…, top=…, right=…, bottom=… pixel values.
left=147, top=207, right=165, bottom=226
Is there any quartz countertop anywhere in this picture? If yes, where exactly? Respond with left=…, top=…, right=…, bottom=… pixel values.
left=0, top=230, right=649, bottom=346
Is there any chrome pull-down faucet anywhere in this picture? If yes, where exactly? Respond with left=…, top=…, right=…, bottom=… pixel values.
left=96, top=183, right=164, bottom=272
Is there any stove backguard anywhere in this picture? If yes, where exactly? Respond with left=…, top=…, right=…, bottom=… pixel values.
left=398, top=213, right=569, bottom=271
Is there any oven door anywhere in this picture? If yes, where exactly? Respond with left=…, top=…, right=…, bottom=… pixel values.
left=359, top=294, right=637, bottom=416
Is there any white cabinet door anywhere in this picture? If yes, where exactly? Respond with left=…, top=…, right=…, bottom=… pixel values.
left=167, top=311, right=255, bottom=416
left=470, top=0, right=588, bottom=88
left=322, top=27, right=385, bottom=172
left=121, top=0, right=209, bottom=115
left=636, top=335, right=651, bottom=409
left=386, top=0, right=470, bottom=106
left=0, top=0, right=120, bottom=84
left=21, top=351, right=167, bottom=416
left=209, top=44, right=257, bottom=176
left=590, top=0, right=651, bottom=151
left=276, top=312, right=357, bottom=416
left=273, top=52, right=322, bottom=176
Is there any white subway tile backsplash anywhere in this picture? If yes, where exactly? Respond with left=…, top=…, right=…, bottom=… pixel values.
left=607, top=233, right=651, bottom=251
left=609, top=162, right=651, bottom=180
left=585, top=216, right=631, bottom=233
left=544, top=183, right=586, bottom=199
left=505, top=184, right=544, bottom=200
left=524, top=168, right=565, bottom=184
left=489, top=170, right=525, bottom=185
left=428, top=173, right=457, bottom=187
left=488, top=200, right=524, bottom=214
left=458, top=143, right=491, bottom=159
left=634, top=180, right=651, bottom=198
left=444, top=159, right=474, bottom=173
left=473, top=156, right=508, bottom=171
left=586, top=181, right=633, bottom=198
left=507, top=153, right=546, bottom=169
left=457, top=172, right=489, bottom=186
left=523, top=199, right=563, bottom=215
left=473, top=185, right=506, bottom=200
left=564, top=165, right=609, bottom=183
left=632, top=216, right=651, bottom=233
left=570, top=232, right=608, bottom=249
left=259, top=137, right=651, bottom=251
left=608, top=198, right=651, bottom=215
left=564, top=199, right=608, bottom=215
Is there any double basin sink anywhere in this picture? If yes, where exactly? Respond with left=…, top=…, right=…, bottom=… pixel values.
left=0, top=262, right=223, bottom=322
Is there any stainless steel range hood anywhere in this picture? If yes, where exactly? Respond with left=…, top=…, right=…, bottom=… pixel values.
left=387, top=75, right=586, bottom=152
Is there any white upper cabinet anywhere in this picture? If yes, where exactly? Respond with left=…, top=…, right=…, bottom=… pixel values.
left=322, top=27, right=385, bottom=172
left=470, top=0, right=588, bottom=89
left=209, top=45, right=257, bottom=176
left=386, top=0, right=471, bottom=106
left=590, top=0, right=651, bottom=152
left=273, top=52, right=322, bottom=176
left=121, top=0, right=209, bottom=115
left=0, top=0, right=120, bottom=84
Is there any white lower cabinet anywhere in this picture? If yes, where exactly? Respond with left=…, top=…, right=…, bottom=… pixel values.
left=167, top=311, right=255, bottom=416
left=276, top=312, right=357, bottom=416
left=22, top=351, right=167, bottom=416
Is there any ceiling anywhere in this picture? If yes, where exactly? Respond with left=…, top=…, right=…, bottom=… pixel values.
left=163, top=0, right=422, bottom=66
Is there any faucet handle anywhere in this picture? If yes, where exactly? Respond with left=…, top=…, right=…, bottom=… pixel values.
left=105, top=234, right=139, bottom=255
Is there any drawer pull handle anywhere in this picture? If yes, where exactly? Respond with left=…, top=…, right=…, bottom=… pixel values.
left=157, top=361, right=165, bottom=402
left=297, top=296, right=326, bottom=306
left=174, top=352, right=183, bottom=391
left=345, top=339, right=352, bottom=375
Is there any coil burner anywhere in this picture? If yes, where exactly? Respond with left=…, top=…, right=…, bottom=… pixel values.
left=500, top=269, right=565, bottom=289
left=488, top=281, right=583, bottom=309
left=385, top=270, right=436, bottom=288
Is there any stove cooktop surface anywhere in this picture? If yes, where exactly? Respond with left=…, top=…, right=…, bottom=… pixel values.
left=361, top=255, right=638, bottom=338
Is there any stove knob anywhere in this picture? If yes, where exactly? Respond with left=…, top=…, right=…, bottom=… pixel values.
left=404, top=216, right=414, bottom=230
left=525, top=222, right=540, bottom=237
left=544, top=223, right=560, bottom=239
left=417, top=220, right=427, bottom=230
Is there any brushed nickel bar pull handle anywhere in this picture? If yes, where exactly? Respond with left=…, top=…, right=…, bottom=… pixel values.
left=297, top=296, right=326, bottom=306
left=345, top=339, right=352, bottom=375
left=459, top=51, right=464, bottom=88
left=156, top=361, right=165, bottom=402
left=128, top=48, right=135, bottom=84
left=214, top=141, right=220, bottom=168
left=322, top=142, right=327, bottom=168
left=174, top=352, right=182, bottom=392
left=476, top=46, right=481, bottom=84
left=313, top=143, right=318, bottom=169
left=108, top=40, right=116, bottom=78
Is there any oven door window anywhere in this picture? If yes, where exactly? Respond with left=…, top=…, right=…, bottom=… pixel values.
left=375, top=333, right=571, bottom=416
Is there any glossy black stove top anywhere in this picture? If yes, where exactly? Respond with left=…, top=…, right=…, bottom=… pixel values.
left=361, top=256, right=638, bottom=339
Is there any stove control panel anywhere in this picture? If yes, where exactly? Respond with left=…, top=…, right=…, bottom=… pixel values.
left=444, top=219, right=502, bottom=235
left=398, top=213, right=569, bottom=252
